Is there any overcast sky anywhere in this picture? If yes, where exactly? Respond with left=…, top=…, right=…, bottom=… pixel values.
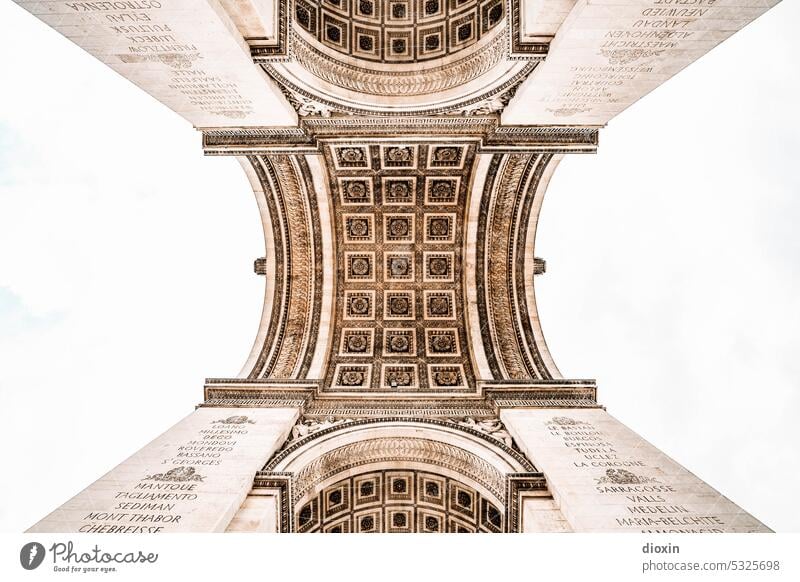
left=1, top=2, right=798, bottom=533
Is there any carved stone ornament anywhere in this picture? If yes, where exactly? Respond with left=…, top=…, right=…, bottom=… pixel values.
left=452, top=87, right=517, bottom=116
left=116, top=52, right=201, bottom=70
left=277, top=84, right=338, bottom=117
left=546, top=416, right=589, bottom=427
left=448, top=416, right=515, bottom=449
left=289, top=415, right=356, bottom=443
left=212, top=415, right=255, bottom=424
left=143, top=467, right=205, bottom=482
left=594, top=469, right=660, bottom=485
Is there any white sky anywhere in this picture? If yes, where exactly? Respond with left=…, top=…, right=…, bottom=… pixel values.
left=0, top=1, right=798, bottom=533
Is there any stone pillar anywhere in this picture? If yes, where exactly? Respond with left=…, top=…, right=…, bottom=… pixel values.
left=501, top=408, right=770, bottom=533
left=28, top=407, right=299, bottom=533
left=225, top=491, right=280, bottom=533
left=12, top=0, right=294, bottom=127
left=505, top=0, right=782, bottom=125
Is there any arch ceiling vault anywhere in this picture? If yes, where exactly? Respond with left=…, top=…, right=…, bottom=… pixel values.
left=18, top=0, right=779, bottom=534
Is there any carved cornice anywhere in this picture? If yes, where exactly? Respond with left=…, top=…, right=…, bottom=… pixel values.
left=305, top=399, right=495, bottom=418
left=201, top=379, right=598, bottom=412
left=242, top=156, right=323, bottom=380
left=245, top=0, right=289, bottom=61
left=482, top=379, right=598, bottom=407
left=200, top=392, right=312, bottom=409
left=202, top=122, right=599, bottom=155
left=201, top=381, right=316, bottom=409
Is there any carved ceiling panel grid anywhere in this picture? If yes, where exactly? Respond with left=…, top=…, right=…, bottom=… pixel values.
left=259, top=0, right=538, bottom=118
left=241, top=148, right=563, bottom=388
left=321, top=141, right=478, bottom=392
left=293, top=0, right=505, bottom=64
left=296, top=469, right=504, bottom=533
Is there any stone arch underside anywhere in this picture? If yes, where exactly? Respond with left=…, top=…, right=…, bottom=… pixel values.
left=260, top=0, right=541, bottom=117
left=18, top=0, right=779, bottom=536
left=238, top=144, right=564, bottom=387
left=236, top=420, right=549, bottom=532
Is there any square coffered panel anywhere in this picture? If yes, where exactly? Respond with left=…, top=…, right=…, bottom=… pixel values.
left=343, top=214, right=376, bottom=243
left=340, top=328, right=375, bottom=356
left=384, top=290, right=416, bottom=320
left=382, top=328, right=417, bottom=357
left=383, top=214, right=415, bottom=244
left=382, top=177, right=417, bottom=206
left=423, top=251, right=455, bottom=283
left=384, top=252, right=415, bottom=282
left=339, top=178, right=374, bottom=205
left=345, top=252, right=377, bottom=282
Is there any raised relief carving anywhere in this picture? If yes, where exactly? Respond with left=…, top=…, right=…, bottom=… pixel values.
left=212, top=415, right=256, bottom=425
left=322, top=141, right=477, bottom=391
left=143, top=467, right=205, bottom=483
left=244, top=154, right=324, bottom=381
left=546, top=416, right=590, bottom=427
left=478, top=153, right=557, bottom=381
left=117, top=53, right=202, bottom=70
left=452, top=86, right=517, bottom=116
left=289, top=416, right=356, bottom=443
left=449, top=417, right=515, bottom=449
left=594, top=469, right=661, bottom=486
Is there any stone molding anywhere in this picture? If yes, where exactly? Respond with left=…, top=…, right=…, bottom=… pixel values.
left=202, top=122, right=598, bottom=155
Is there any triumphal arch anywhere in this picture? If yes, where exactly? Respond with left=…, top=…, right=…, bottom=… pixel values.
left=23, top=0, right=777, bottom=533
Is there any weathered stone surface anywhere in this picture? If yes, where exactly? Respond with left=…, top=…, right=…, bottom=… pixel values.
left=501, top=408, right=771, bottom=533
left=28, top=407, right=298, bottom=533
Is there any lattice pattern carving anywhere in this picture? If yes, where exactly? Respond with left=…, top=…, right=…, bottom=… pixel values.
left=293, top=0, right=504, bottom=63
left=322, top=141, right=477, bottom=392
left=296, top=469, right=504, bottom=533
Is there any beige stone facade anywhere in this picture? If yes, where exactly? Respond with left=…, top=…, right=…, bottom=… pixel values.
left=19, top=0, right=778, bottom=533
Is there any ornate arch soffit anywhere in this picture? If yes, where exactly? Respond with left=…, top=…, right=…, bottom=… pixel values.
left=240, top=155, right=325, bottom=380
left=475, top=152, right=562, bottom=380
left=264, top=420, right=533, bottom=503
left=252, top=1, right=547, bottom=118
left=231, top=146, right=580, bottom=392
left=254, top=419, right=546, bottom=532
